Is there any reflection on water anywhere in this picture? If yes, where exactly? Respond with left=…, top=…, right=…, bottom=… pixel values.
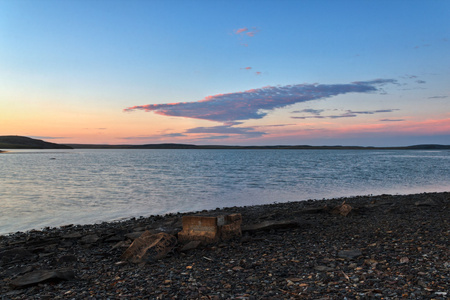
left=1, top=149, right=449, bottom=234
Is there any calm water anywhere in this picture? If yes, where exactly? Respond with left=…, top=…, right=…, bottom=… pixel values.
left=1, top=149, right=449, bottom=235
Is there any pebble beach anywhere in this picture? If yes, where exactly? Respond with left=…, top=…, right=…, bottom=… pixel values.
left=1, top=192, right=449, bottom=299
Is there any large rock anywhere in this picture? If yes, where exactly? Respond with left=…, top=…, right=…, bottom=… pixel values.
left=120, top=231, right=177, bottom=263
left=332, top=202, right=352, bottom=216
left=9, top=269, right=75, bottom=288
left=178, top=213, right=242, bottom=244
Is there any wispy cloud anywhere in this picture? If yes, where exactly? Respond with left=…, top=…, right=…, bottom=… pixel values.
left=124, top=79, right=397, bottom=123
left=199, top=135, right=232, bottom=140
left=291, top=109, right=325, bottom=115
left=291, top=109, right=399, bottom=120
left=416, top=80, right=426, bottom=84
left=379, top=119, right=405, bottom=122
left=414, top=44, right=431, bottom=49
left=186, top=124, right=265, bottom=138
left=163, top=133, right=187, bottom=137
left=428, top=95, right=448, bottom=99
left=235, top=27, right=259, bottom=37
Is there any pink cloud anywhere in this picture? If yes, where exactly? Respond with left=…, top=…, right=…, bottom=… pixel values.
left=235, top=27, right=259, bottom=37
left=255, top=71, right=262, bottom=75
left=235, top=27, right=248, bottom=34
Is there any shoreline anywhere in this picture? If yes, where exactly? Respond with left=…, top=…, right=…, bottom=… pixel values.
left=2, top=191, right=449, bottom=237
left=1, top=192, right=449, bottom=298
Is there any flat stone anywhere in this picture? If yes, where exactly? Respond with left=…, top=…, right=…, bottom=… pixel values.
left=314, top=265, right=335, bottom=272
left=80, top=234, right=99, bottom=244
left=0, top=248, right=34, bottom=263
left=338, top=249, right=362, bottom=259
left=62, top=232, right=82, bottom=239
left=57, top=255, right=78, bottom=264
left=414, top=198, right=437, bottom=206
left=125, top=231, right=146, bottom=240
left=9, top=269, right=75, bottom=288
left=5, top=266, right=34, bottom=277
left=242, top=220, right=299, bottom=232
left=180, top=240, right=202, bottom=252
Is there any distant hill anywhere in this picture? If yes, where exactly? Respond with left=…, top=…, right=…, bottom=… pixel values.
left=2, top=136, right=449, bottom=150
left=0, top=136, right=73, bottom=149
left=67, top=143, right=450, bottom=150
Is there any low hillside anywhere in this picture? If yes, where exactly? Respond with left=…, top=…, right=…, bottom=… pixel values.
left=0, top=136, right=72, bottom=149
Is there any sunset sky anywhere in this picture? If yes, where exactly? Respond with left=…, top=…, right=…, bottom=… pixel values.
left=1, top=0, right=449, bottom=146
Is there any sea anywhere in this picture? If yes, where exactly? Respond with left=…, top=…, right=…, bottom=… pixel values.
left=1, top=149, right=449, bottom=235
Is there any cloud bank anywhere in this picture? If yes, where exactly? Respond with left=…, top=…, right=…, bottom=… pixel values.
left=124, top=79, right=397, bottom=123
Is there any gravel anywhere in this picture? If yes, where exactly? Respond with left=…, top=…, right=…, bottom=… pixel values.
left=1, top=192, right=449, bottom=299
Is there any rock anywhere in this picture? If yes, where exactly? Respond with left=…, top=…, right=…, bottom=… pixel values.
left=9, top=269, right=75, bottom=288
left=178, top=216, right=220, bottom=243
left=112, top=240, right=131, bottom=249
left=5, top=266, right=34, bottom=278
left=105, top=235, right=124, bottom=242
left=332, top=201, right=352, bottom=216
left=0, top=247, right=34, bottom=264
left=57, top=255, right=78, bottom=264
left=180, top=240, right=202, bottom=252
left=80, top=234, right=99, bottom=244
left=62, top=232, right=82, bottom=239
left=120, top=231, right=177, bottom=263
left=125, top=231, right=146, bottom=240
left=242, top=220, right=299, bottom=232
left=314, top=265, right=335, bottom=272
left=338, top=249, right=362, bottom=259
left=178, top=214, right=242, bottom=244
left=414, top=198, right=437, bottom=206
left=220, top=214, right=242, bottom=241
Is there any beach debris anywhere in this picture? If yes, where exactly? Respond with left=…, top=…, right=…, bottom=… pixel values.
left=178, top=213, right=242, bottom=244
left=10, top=269, right=75, bottom=288
left=120, top=231, right=177, bottom=263
left=332, top=201, right=353, bottom=216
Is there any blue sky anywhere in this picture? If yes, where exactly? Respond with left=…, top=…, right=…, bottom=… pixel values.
left=1, top=0, right=449, bottom=146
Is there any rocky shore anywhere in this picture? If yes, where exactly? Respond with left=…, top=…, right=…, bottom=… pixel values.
left=1, top=192, right=449, bottom=299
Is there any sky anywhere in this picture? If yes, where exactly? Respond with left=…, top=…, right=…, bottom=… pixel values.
left=1, top=0, right=449, bottom=146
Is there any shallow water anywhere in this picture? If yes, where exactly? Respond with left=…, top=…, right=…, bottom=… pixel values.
left=1, top=149, right=449, bottom=234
